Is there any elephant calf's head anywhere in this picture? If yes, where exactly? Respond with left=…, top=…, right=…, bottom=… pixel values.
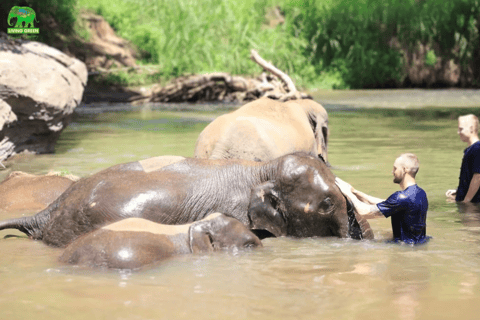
left=189, top=214, right=263, bottom=253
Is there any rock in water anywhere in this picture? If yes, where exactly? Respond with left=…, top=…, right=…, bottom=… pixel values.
left=0, top=33, right=88, bottom=161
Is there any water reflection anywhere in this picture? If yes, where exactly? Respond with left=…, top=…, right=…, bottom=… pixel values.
left=392, top=284, right=421, bottom=320
left=456, top=202, right=480, bottom=226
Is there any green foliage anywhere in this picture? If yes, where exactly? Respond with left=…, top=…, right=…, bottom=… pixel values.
left=90, top=67, right=165, bottom=87
left=4, top=0, right=475, bottom=88
left=425, top=50, right=437, bottom=67
left=78, top=0, right=317, bottom=85
left=284, top=0, right=480, bottom=88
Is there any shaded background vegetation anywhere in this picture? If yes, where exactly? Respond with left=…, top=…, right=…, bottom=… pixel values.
left=1, top=0, right=480, bottom=89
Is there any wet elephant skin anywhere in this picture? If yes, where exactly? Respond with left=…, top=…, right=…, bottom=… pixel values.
left=0, top=153, right=373, bottom=247
left=59, top=214, right=262, bottom=269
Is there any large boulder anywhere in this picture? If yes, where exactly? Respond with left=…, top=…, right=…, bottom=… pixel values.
left=0, top=33, right=87, bottom=160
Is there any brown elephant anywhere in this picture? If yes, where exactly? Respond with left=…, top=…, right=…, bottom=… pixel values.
left=59, top=213, right=262, bottom=270
left=0, top=171, right=78, bottom=212
left=0, top=153, right=373, bottom=247
left=0, top=156, right=185, bottom=213
left=194, top=97, right=329, bottom=162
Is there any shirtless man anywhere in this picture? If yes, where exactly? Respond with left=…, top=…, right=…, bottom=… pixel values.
left=336, top=153, right=429, bottom=244
left=446, top=114, right=480, bottom=203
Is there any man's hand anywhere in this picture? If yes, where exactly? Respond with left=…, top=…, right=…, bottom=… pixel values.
left=445, top=189, right=457, bottom=200
left=335, top=177, right=355, bottom=196
left=335, top=177, right=383, bottom=219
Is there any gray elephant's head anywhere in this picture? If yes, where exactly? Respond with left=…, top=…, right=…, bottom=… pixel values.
left=288, top=99, right=329, bottom=162
left=189, top=214, right=263, bottom=253
left=248, top=153, right=373, bottom=240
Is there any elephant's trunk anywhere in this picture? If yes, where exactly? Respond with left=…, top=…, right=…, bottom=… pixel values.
left=7, top=14, right=15, bottom=26
left=0, top=216, right=44, bottom=239
left=345, top=196, right=374, bottom=240
left=0, top=198, right=56, bottom=240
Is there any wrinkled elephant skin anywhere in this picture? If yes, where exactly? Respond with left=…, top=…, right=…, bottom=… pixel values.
left=0, top=153, right=373, bottom=247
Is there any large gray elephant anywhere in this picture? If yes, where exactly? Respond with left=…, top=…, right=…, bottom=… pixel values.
left=59, top=213, right=262, bottom=270
left=0, top=153, right=373, bottom=247
left=194, top=97, right=329, bottom=162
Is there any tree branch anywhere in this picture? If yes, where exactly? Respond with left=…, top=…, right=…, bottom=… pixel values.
left=250, top=49, right=297, bottom=94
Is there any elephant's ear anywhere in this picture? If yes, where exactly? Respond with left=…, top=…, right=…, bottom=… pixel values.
left=314, top=119, right=329, bottom=163
left=306, top=108, right=329, bottom=163
left=247, top=181, right=287, bottom=237
left=188, top=222, right=214, bottom=253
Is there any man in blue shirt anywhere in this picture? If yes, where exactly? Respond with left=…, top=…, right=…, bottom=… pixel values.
left=446, top=114, right=480, bottom=203
left=336, top=153, right=429, bottom=244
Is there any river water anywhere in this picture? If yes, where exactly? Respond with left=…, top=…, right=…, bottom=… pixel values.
left=1, top=96, right=480, bottom=319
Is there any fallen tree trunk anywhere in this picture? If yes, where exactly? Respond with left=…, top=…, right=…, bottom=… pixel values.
left=137, top=50, right=311, bottom=103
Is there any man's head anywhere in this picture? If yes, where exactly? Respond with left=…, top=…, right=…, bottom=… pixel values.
left=458, top=114, right=479, bottom=143
left=392, top=153, right=419, bottom=184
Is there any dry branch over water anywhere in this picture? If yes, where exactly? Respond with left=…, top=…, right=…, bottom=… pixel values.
left=135, top=50, right=311, bottom=103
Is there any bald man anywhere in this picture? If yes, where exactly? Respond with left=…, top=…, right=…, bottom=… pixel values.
left=336, top=153, right=429, bottom=244
left=446, top=114, right=480, bottom=203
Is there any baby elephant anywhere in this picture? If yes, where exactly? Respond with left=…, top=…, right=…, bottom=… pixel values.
left=59, top=213, right=262, bottom=270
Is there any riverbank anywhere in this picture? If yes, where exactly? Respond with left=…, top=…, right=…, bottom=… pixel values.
left=313, top=88, right=480, bottom=109
left=80, top=88, right=480, bottom=114
left=4, top=1, right=480, bottom=94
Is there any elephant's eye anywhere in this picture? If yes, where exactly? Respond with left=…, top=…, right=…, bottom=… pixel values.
left=321, top=197, right=333, bottom=210
left=269, top=190, right=281, bottom=209
left=270, top=196, right=278, bottom=209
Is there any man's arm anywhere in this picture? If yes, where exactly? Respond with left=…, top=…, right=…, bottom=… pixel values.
left=463, top=173, right=480, bottom=202
left=349, top=198, right=384, bottom=219
left=335, top=177, right=385, bottom=204
left=352, top=189, right=385, bottom=205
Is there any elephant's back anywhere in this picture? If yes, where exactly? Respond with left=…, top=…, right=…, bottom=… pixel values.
left=210, top=112, right=316, bottom=161
left=234, top=98, right=315, bottom=142
left=138, top=155, right=186, bottom=173
left=0, top=172, right=76, bottom=212
left=286, top=99, right=328, bottom=120
left=59, top=228, right=186, bottom=269
left=236, top=97, right=305, bottom=122
left=40, top=170, right=158, bottom=247
left=195, top=97, right=317, bottom=161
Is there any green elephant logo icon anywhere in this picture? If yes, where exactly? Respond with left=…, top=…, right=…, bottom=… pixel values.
left=8, top=6, right=38, bottom=28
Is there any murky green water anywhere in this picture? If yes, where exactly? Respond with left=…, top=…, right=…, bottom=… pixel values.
left=1, top=101, right=480, bottom=319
